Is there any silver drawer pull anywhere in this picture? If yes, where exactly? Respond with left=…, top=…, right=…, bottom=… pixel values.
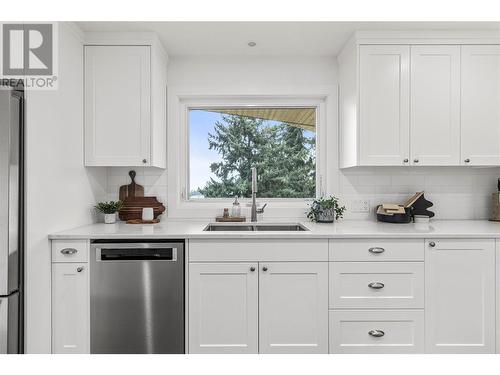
left=368, top=330, right=385, bottom=338
left=61, top=248, right=78, bottom=255
left=368, top=247, right=385, bottom=254
left=368, top=282, right=385, bottom=289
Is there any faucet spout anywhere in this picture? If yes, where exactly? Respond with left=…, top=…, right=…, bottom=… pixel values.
left=250, top=167, right=267, bottom=222
left=251, top=167, right=258, bottom=222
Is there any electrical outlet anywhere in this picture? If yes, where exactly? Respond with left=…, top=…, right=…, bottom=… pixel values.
left=350, top=199, right=370, bottom=213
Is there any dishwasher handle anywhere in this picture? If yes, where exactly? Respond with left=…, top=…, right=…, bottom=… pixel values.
left=94, top=246, right=178, bottom=262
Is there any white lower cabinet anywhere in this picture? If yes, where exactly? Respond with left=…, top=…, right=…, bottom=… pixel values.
left=188, top=263, right=259, bottom=354
left=425, top=239, right=496, bottom=353
left=259, top=262, right=328, bottom=353
left=330, top=310, right=424, bottom=353
left=188, top=261, right=328, bottom=354
left=52, top=263, right=89, bottom=354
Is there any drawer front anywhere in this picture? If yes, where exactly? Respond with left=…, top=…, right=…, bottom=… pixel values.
left=330, top=310, right=424, bottom=353
left=189, top=239, right=328, bottom=262
left=330, top=239, right=424, bottom=261
left=330, top=262, right=424, bottom=308
left=52, top=240, right=88, bottom=263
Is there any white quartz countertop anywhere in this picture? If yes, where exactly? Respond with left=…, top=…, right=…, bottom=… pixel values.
left=48, top=219, right=500, bottom=240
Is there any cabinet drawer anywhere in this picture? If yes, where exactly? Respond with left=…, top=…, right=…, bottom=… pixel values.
left=52, top=240, right=88, bottom=263
left=329, top=239, right=424, bottom=261
left=330, top=262, right=424, bottom=309
left=329, top=310, right=424, bottom=353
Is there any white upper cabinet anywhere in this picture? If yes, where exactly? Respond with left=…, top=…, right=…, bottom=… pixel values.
left=84, top=36, right=168, bottom=167
left=358, top=45, right=410, bottom=166
left=410, top=46, right=461, bottom=166
left=85, top=46, right=150, bottom=166
left=461, top=45, right=500, bottom=166
left=339, top=32, right=500, bottom=168
left=425, top=239, right=495, bottom=353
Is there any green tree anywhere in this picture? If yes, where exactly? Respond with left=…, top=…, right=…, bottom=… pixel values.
left=199, top=115, right=315, bottom=198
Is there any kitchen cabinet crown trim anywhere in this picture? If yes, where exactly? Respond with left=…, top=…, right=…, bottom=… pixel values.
left=84, top=31, right=168, bottom=61
left=351, top=30, right=500, bottom=45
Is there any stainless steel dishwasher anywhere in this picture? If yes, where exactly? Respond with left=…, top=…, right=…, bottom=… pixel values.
left=90, top=240, right=184, bottom=354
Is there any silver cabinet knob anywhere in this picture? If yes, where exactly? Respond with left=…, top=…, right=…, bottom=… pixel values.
left=368, top=330, right=385, bottom=338
left=61, top=248, right=77, bottom=255
left=77, top=266, right=84, bottom=273
left=429, top=241, right=436, bottom=247
left=262, top=266, right=268, bottom=272
left=413, top=158, right=419, bottom=163
left=142, top=159, right=147, bottom=164
left=368, top=282, right=385, bottom=289
left=464, top=158, right=470, bottom=163
left=250, top=267, right=255, bottom=272
left=403, top=158, right=409, bottom=163
left=368, top=247, right=385, bottom=254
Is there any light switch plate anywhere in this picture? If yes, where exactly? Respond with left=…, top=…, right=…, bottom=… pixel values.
left=349, top=199, right=370, bottom=213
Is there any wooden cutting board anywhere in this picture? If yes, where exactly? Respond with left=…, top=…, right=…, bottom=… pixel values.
left=119, top=170, right=144, bottom=201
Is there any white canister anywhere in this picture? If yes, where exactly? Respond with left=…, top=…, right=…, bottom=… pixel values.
left=142, top=207, right=154, bottom=221
left=104, top=213, right=116, bottom=224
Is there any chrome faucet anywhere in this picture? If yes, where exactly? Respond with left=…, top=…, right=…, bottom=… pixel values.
left=251, top=167, right=267, bottom=222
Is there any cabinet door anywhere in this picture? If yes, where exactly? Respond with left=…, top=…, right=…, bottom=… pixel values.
left=461, top=46, right=500, bottom=166
left=52, top=263, right=89, bottom=354
left=425, top=239, right=495, bottom=353
left=259, top=262, right=328, bottom=353
left=359, top=45, right=410, bottom=166
left=188, top=263, right=258, bottom=353
left=85, top=45, right=151, bottom=166
left=410, top=46, right=460, bottom=166
left=497, top=240, right=500, bottom=354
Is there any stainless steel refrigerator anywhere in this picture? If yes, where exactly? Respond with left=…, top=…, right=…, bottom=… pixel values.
left=0, top=85, right=24, bottom=354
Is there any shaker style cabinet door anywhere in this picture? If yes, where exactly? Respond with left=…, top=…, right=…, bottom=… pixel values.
left=52, top=263, right=89, bottom=354
left=84, top=45, right=151, bottom=166
left=410, top=45, right=461, bottom=166
left=188, top=263, right=258, bottom=354
left=359, top=45, right=410, bottom=166
left=425, top=239, right=495, bottom=353
left=258, top=262, right=328, bottom=353
left=461, top=45, right=500, bottom=166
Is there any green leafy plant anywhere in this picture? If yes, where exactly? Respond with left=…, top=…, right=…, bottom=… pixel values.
left=94, top=201, right=123, bottom=214
left=306, top=195, right=346, bottom=222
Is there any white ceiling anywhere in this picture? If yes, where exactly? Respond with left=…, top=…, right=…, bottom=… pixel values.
left=76, top=21, right=500, bottom=57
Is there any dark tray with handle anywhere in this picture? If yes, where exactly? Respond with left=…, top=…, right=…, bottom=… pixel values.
left=119, top=170, right=144, bottom=201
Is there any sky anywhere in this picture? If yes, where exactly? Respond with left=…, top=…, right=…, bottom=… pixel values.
left=189, top=110, right=223, bottom=193
left=189, top=109, right=315, bottom=195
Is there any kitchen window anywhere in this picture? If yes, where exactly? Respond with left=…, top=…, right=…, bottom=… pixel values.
left=188, top=106, right=317, bottom=200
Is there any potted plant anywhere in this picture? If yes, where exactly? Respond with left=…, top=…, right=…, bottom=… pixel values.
left=95, top=201, right=123, bottom=224
left=307, top=195, right=346, bottom=223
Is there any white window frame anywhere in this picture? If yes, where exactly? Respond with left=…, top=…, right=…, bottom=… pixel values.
left=167, top=90, right=337, bottom=220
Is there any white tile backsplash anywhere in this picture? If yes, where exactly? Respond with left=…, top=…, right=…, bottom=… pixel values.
left=99, top=166, right=500, bottom=221
left=105, top=167, right=168, bottom=205
left=340, top=167, right=500, bottom=220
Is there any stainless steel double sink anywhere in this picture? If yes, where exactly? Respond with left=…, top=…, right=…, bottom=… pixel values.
left=203, top=223, right=309, bottom=232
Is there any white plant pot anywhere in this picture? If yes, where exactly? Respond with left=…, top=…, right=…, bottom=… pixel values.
left=104, top=213, right=117, bottom=224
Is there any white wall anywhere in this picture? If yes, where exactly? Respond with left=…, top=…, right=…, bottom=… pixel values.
left=24, top=22, right=105, bottom=353
left=167, top=55, right=338, bottom=86
left=104, top=55, right=500, bottom=220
